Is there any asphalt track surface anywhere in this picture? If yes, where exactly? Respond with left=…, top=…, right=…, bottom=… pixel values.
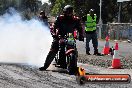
left=0, top=39, right=132, bottom=88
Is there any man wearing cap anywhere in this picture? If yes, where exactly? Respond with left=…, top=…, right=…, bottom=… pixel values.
left=82, top=9, right=102, bottom=56
left=39, top=10, right=48, bottom=26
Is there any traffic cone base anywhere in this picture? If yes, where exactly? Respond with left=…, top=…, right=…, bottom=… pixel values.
left=102, top=36, right=110, bottom=55
left=102, top=47, right=110, bottom=55
left=109, top=42, right=122, bottom=69
left=109, top=59, right=121, bottom=69
left=109, top=66, right=122, bottom=69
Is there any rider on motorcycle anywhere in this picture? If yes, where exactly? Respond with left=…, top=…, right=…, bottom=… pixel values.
left=39, top=5, right=84, bottom=71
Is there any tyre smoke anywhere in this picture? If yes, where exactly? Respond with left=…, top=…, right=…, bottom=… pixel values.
left=0, top=8, right=53, bottom=67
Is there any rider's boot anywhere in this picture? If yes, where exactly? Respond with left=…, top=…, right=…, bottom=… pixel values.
left=93, top=49, right=103, bottom=56
left=39, top=51, right=57, bottom=71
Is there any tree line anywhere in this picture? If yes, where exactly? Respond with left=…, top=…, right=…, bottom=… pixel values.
left=0, top=0, right=131, bottom=23
left=0, top=0, right=42, bottom=20
left=48, top=0, right=132, bottom=23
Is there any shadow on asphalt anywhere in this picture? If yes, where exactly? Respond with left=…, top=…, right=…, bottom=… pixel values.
left=46, top=69, right=69, bottom=74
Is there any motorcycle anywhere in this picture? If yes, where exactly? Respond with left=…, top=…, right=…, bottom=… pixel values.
left=54, top=33, right=78, bottom=74
left=43, top=32, right=78, bottom=75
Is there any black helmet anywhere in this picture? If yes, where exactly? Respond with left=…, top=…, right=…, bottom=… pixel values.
left=40, top=11, right=45, bottom=15
left=63, top=5, right=73, bottom=14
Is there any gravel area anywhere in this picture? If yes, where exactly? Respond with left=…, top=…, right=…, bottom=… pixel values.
left=78, top=54, right=132, bottom=69
left=76, top=39, right=132, bottom=69
left=0, top=63, right=132, bottom=88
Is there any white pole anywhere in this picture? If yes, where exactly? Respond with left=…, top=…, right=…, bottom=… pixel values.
left=118, top=2, right=121, bottom=23
left=99, top=0, right=102, bottom=39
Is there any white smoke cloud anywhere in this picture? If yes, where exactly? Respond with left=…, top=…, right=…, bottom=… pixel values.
left=0, top=8, right=53, bottom=67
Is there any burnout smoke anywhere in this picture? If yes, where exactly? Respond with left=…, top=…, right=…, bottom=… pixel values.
left=0, top=8, right=52, bottom=67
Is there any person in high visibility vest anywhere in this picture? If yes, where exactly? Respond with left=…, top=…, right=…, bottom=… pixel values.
left=83, top=9, right=102, bottom=56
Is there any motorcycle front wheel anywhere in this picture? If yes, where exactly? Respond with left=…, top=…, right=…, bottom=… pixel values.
left=67, top=52, right=78, bottom=75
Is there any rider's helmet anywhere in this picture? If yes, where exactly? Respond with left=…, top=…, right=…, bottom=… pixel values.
left=63, top=5, right=73, bottom=15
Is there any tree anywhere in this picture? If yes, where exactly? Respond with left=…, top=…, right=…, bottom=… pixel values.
left=121, top=1, right=132, bottom=22
left=21, top=0, right=39, bottom=12
left=49, top=0, right=75, bottom=16
left=41, top=3, right=51, bottom=16
left=0, top=0, right=6, bottom=14
left=128, top=1, right=132, bottom=22
left=51, top=0, right=65, bottom=16
left=101, top=0, right=118, bottom=23
left=0, top=0, right=20, bottom=14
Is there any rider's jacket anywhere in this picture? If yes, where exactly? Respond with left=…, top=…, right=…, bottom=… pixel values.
left=53, top=15, right=83, bottom=38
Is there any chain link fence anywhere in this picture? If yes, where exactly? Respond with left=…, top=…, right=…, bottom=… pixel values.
left=97, top=23, right=132, bottom=40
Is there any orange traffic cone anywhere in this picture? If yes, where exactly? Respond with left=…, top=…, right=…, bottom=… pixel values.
left=102, top=36, right=110, bottom=55
left=109, top=42, right=121, bottom=69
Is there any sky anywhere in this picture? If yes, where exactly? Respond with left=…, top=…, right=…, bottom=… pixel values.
left=117, top=0, right=131, bottom=2
left=41, top=0, right=49, bottom=4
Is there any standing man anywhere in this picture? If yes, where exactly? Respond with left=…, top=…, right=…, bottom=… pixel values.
left=39, top=5, right=84, bottom=73
left=83, top=9, right=102, bottom=56
left=39, top=10, right=48, bottom=26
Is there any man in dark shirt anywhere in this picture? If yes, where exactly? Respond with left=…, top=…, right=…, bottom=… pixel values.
left=39, top=10, right=48, bottom=26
